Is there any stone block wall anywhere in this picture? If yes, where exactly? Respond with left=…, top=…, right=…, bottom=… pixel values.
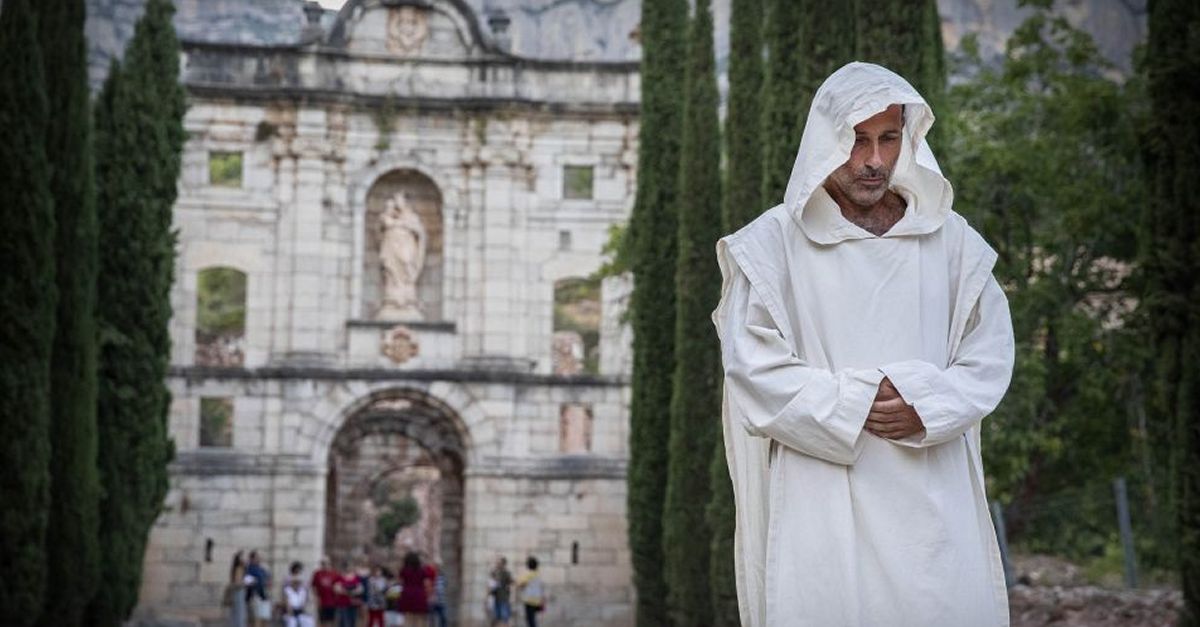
left=461, top=475, right=633, bottom=627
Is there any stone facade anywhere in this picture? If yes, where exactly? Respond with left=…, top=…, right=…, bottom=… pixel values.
left=137, top=1, right=638, bottom=625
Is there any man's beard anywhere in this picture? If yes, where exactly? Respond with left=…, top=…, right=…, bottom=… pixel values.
left=842, top=165, right=891, bottom=207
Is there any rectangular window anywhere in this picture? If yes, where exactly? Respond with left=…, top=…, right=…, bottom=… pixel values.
left=562, top=165, right=593, bottom=200
left=209, top=151, right=243, bottom=188
left=199, top=397, right=234, bottom=447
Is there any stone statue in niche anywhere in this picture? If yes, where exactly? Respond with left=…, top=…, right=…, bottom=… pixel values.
left=387, top=6, right=429, bottom=56
left=382, top=325, right=420, bottom=364
left=378, top=191, right=426, bottom=320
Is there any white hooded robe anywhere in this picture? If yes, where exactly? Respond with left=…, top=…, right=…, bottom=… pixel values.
left=712, top=62, right=1015, bottom=627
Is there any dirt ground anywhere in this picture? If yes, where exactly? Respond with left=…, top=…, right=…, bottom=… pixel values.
left=1009, top=555, right=1181, bottom=627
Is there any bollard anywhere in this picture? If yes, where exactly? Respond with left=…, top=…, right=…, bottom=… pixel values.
left=1113, top=476, right=1139, bottom=588
left=990, top=500, right=1015, bottom=588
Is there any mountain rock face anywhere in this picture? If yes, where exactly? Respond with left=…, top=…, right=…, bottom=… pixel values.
left=81, top=0, right=1144, bottom=90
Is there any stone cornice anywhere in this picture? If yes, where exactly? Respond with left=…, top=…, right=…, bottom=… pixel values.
left=168, top=364, right=629, bottom=388
left=466, top=455, right=627, bottom=480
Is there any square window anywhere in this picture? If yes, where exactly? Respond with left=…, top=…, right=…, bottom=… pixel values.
left=563, top=165, right=593, bottom=200
left=199, top=397, right=234, bottom=447
left=209, top=151, right=243, bottom=188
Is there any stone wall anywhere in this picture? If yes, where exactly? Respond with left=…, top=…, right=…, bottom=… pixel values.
left=462, top=474, right=632, bottom=626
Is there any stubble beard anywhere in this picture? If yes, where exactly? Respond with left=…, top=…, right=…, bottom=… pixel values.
left=837, top=166, right=891, bottom=210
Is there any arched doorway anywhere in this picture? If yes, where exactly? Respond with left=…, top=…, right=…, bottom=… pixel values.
left=325, top=389, right=466, bottom=614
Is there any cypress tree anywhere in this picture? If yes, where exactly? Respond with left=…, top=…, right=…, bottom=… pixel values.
left=627, top=0, right=686, bottom=623
left=0, top=0, right=56, bottom=624
left=34, top=0, right=102, bottom=622
left=91, top=0, right=185, bottom=622
left=1143, top=0, right=1200, bottom=621
left=709, top=0, right=762, bottom=623
left=663, top=0, right=723, bottom=623
left=761, top=0, right=855, bottom=206
left=723, top=0, right=764, bottom=232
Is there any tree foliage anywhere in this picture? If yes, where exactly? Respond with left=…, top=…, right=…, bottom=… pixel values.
left=0, top=0, right=55, bottom=623
left=1142, top=0, right=1200, bottom=615
left=662, top=0, right=723, bottom=623
left=91, top=0, right=186, bottom=622
left=941, top=8, right=1155, bottom=566
left=708, top=0, right=763, bottom=622
left=626, top=0, right=686, bottom=623
left=374, top=496, right=421, bottom=547
left=34, top=1, right=103, bottom=621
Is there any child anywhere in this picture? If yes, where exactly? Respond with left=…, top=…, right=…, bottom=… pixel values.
left=365, top=565, right=388, bottom=627
left=283, top=561, right=315, bottom=627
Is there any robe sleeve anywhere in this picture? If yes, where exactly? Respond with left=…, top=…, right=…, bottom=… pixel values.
left=879, top=277, right=1015, bottom=447
left=719, top=265, right=884, bottom=465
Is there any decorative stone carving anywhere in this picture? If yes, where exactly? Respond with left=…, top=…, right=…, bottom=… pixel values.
left=378, top=191, right=426, bottom=320
left=381, top=325, right=420, bottom=364
left=552, top=331, right=585, bottom=376
left=387, top=6, right=429, bottom=56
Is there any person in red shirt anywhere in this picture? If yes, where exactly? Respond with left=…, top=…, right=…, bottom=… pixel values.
left=333, top=561, right=363, bottom=627
left=310, top=556, right=339, bottom=627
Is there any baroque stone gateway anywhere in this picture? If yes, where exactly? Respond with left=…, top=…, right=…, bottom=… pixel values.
left=143, top=1, right=638, bottom=624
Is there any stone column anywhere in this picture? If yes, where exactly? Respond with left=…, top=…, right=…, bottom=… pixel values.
left=272, top=106, right=336, bottom=365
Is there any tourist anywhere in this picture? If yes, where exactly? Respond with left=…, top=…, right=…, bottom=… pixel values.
left=283, top=561, right=315, bottom=627
left=246, top=550, right=272, bottom=627
left=489, top=557, right=513, bottom=627
left=397, top=551, right=431, bottom=627
left=355, top=561, right=372, bottom=625
left=334, top=560, right=362, bottom=627
left=515, top=556, right=545, bottom=627
left=223, top=550, right=248, bottom=627
left=383, top=567, right=403, bottom=627
left=365, top=564, right=388, bottom=627
left=427, top=561, right=448, bottom=627
left=311, top=556, right=339, bottom=627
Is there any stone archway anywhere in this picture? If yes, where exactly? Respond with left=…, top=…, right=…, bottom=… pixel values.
left=325, top=388, right=466, bottom=612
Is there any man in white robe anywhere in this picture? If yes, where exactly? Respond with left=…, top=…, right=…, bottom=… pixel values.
left=712, top=62, right=1015, bottom=627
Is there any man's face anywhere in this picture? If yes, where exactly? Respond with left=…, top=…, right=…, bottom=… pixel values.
left=826, top=104, right=904, bottom=210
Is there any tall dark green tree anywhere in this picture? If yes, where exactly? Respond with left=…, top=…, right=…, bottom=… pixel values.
left=0, top=1, right=55, bottom=624
left=662, top=0, right=723, bottom=623
left=91, top=0, right=185, bottom=622
left=709, top=0, right=762, bottom=623
left=760, top=0, right=856, bottom=206
left=34, top=0, right=102, bottom=623
left=855, top=0, right=946, bottom=146
left=1142, top=0, right=1200, bottom=620
left=723, top=0, right=764, bottom=232
left=626, top=0, right=686, bottom=624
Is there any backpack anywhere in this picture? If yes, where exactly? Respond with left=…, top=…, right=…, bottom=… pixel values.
left=522, top=576, right=545, bottom=608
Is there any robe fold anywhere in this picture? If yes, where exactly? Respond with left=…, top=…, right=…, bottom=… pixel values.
left=713, top=62, right=1016, bottom=627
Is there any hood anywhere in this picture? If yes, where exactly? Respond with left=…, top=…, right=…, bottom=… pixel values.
left=782, top=62, right=952, bottom=244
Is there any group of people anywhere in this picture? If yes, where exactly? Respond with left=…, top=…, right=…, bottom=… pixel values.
left=225, top=551, right=448, bottom=627
left=485, top=557, right=545, bottom=627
